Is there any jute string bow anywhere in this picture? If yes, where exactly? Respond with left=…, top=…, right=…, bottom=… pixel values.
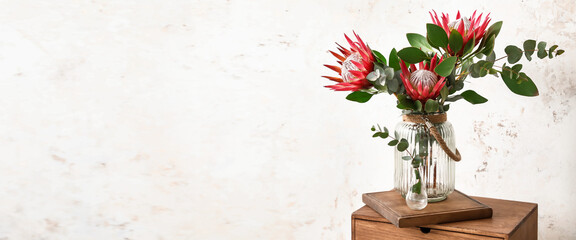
left=402, top=113, right=462, bottom=162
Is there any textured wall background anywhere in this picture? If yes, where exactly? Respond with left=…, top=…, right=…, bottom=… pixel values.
left=0, top=0, right=574, bottom=239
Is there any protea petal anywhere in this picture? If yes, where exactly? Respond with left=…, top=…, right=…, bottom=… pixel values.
left=324, top=65, right=341, bottom=73
left=329, top=51, right=346, bottom=61
left=322, top=76, right=343, bottom=83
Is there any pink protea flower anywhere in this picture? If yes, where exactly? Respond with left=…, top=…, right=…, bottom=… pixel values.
left=323, top=32, right=375, bottom=91
left=400, top=54, right=446, bottom=103
left=430, top=10, right=491, bottom=56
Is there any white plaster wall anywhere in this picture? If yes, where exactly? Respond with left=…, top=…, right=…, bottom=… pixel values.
left=0, top=0, right=574, bottom=239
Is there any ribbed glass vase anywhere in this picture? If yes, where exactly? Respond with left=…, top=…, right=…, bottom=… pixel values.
left=393, top=113, right=456, bottom=202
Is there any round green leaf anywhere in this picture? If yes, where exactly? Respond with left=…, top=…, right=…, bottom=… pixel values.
left=388, top=139, right=399, bottom=146
left=424, top=99, right=439, bottom=113
left=397, top=139, right=409, bottom=151
left=397, top=47, right=428, bottom=64
left=504, top=45, right=523, bottom=64
left=537, top=41, right=547, bottom=59
left=523, top=39, right=536, bottom=61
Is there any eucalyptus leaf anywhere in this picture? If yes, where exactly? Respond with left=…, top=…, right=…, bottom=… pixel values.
left=424, top=99, right=439, bottom=113
left=388, top=139, right=399, bottom=146
left=523, top=39, right=536, bottom=61
left=537, top=41, right=547, bottom=59
left=402, top=156, right=412, bottom=161
left=505, top=45, right=523, bottom=64
left=500, top=68, right=539, bottom=96
left=548, top=45, right=558, bottom=59
left=397, top=138, right=409, bottom=151
left=415, top=100, right=423, bottom=112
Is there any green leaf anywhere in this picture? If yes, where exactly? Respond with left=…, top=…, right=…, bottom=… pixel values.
left=388, top=139, right=399, bottom=146
left=500, top=68, right=539, bottom=96
left=402, top=156, right=412, bottom=161
left=537, top=41, right=547, bottom=59
left=443, top=104, right=450, bottom=111
left=396, top=94, right=416, bottom=110
left=384, top=67, right=395, bottom=81
left=523, top=39, right=536, bottom=61
left=411, top=181, right=422, bottom=194
left=434, top=56, right=458, bottom=77
left=346, top=91, right=373, bottom=103
left=548, top=45, right=558, bottom=59
left=511, top=64, right=523, bottom=79
left=462, top=35, right=476, bottom=56
left=461, top=90, right=488, bottom=104
left=477, top=21, right=502, bottom=51
left=415, top=100, right=423, bottom=112
left=448, top=30, right=463, bottom=54
left=388, top=48, right=400, bottom=71
left=406, top=33, right=434, bottom=52
left=556, top=49, right=565, bottom=56
left=371, top=126, right=376, bottom=131
left=485, top=21, right=503, bottom=38
left=397, top=138, right=409, bottom=151
left=426, top=23, right=449, bottom=49
left=397, top=47, right=428, bottom=64
left=380, top=131, right=389, bottom=138
left=440, top=86, right=449, bottom=102
left=372, top=50, right=387, bottom=65
left=387, top=76, right=400, bottom=92
left=424, top=99, right=439, bottom=113
left=480, top=35, right=496, bottom=55
left=505, top=45, right=523, bottom=64
left=372, top=132, right=381, bottom=138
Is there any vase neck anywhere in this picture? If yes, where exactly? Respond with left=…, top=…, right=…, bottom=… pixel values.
left=402, top=113, right=447, bottom=124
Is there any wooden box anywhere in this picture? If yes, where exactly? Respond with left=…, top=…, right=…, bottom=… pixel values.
left=352, top=196, right=538, bottom=240
left=363, top=190, right=493, bottom=227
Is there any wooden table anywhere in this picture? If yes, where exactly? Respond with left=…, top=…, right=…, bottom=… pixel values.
left=352, top=197, right=537, bottom=240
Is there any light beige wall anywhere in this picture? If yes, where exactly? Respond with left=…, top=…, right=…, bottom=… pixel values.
left=0, top=0, right=574, bottom=239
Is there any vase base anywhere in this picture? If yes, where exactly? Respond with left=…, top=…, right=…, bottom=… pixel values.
left=427, top=195, right=447, bottom=203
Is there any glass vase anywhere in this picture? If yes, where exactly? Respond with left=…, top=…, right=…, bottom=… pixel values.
left=393, top=113, right=456, bottom=202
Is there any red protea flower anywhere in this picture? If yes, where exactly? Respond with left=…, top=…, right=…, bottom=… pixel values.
left=322, top=32, right=375, bottom=91
left=430, top=10, right=491, bottom=56
left=399, top=54, right=446, bottom=103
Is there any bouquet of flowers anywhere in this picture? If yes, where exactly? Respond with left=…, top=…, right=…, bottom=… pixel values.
left=323, top=10, right=563, bottom=110
left=321, top=10, right=564, bottom=209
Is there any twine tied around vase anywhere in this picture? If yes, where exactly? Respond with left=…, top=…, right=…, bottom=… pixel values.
left=402, top=113, right=462, bottom=162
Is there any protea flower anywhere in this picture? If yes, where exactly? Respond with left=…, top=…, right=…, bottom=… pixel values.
left=322, top=32, right=375, bottom=91
left=400, top=54, right=446, bottom=103
left=430, top=10, right=491, bottom=56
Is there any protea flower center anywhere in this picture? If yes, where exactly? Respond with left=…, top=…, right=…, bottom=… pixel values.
left=410, top=69, right=438, bottom=89
left=448, top=17, right=471, bottom=33
left=341, top=52, right=362, bottom=82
